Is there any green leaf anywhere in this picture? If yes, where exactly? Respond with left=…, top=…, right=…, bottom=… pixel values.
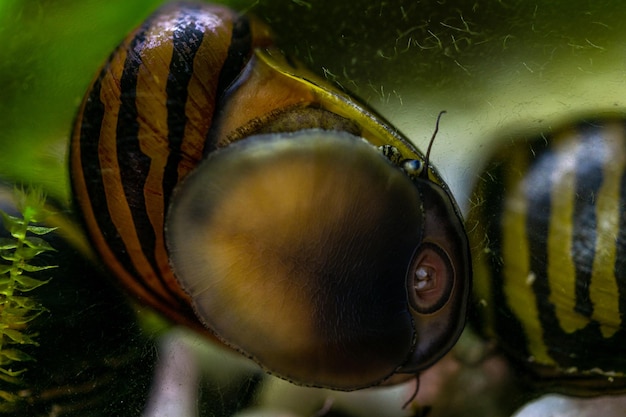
left=0, top=264, right=13, bottom=275
left=0, top=367, right=26, bottom=378
left=18, top=264, right=56, bottom=273
left=14, top=275, right=50, bottom=292
left=8, top=296, right=38, bottom=310
left=0, top=308, right=28, bottom=321
left=0, top=287, right=16, bottom=297
left=7, top=311, right=44, bottom=326
left=25, top=225, right=57, bottom=236
left=15, top=246, right=48, bottom=260
left=0, top=211, right=22, bottom=230
left=4, top=302, right=45, bottom=313
left=0, top=349, right=33, bottom=363
left=22, top=236, right=56, bottom=251
left=0, top=252, right=18, bottom=262
left=0, top=329, right=35, bottom=345
left=0, top=238, right=17, bottom=250
left=0, top=309, right=44, bottom=326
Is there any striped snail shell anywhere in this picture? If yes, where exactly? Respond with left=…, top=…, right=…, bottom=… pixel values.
left=70, top=1, right=471, bottom=390
left=468, top=117, right=626, bottom=395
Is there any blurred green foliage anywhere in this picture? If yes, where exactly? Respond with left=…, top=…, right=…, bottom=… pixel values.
left=0, top=0, right=163, bottom=200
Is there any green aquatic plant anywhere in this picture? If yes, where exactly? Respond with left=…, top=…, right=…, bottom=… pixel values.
left=0, top=188, right=56, bottom=408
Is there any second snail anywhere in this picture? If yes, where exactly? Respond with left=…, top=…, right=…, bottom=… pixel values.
left=469, top=116, right=626, bottom=398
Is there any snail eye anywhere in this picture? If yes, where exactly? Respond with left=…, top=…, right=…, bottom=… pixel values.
left=407, top=243, right=454, bottom=315
left=402, top=159, right=425, bottom=178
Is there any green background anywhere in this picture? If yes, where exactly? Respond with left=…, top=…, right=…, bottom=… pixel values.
left=2, top=0, right=625, bottom=211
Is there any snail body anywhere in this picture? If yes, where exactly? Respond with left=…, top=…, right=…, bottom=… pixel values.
left=469, top=117, right=626, bottom=395
left=71, top=2, right=470, bottom=390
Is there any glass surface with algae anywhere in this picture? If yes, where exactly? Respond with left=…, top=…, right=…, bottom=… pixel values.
left=2, top=1, right=626, bottom=416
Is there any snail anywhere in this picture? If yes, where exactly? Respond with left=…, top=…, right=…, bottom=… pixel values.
left=468, top=116, right=626, bottom=395
left=70, top=1, right=470, bottom=391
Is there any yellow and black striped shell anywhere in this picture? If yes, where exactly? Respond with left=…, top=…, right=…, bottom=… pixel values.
left=70, top=2, right=471, bottom=390
left=468, top=117, right=626, bottom=395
